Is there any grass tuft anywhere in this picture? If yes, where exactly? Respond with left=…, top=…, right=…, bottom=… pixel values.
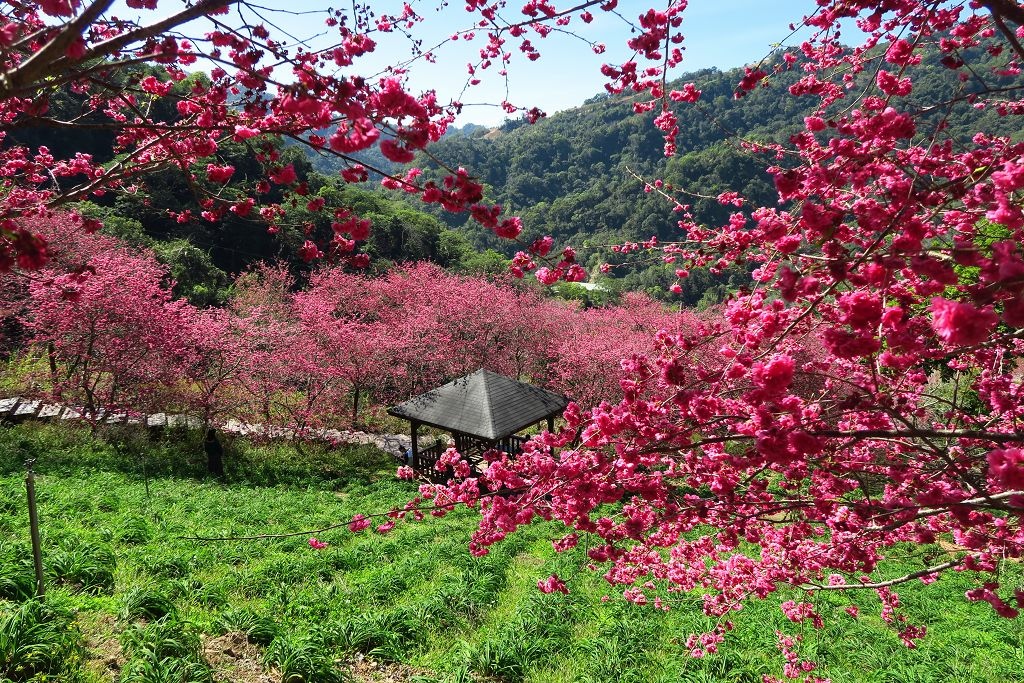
left=120, top=615, right=212, bottom=683
left=119, top=584, right=176, bottom=622
left=265, top=630, right=347, bottom=683
left=213, top=607, right=280, bottom=646
left=46, top=537, right=116, bottom=594
left=0, top=598, right=83, bottom=681
left=0, top=542, right=36, bottom=602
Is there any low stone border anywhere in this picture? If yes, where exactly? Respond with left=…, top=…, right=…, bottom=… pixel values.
left=0, top=396, right=412, bottom=460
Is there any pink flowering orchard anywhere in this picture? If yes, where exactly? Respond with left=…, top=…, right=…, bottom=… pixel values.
left=3, top=0, right=1024, bottom=673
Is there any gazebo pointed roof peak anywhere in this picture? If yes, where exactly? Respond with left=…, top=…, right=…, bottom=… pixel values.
left=387, top=368, right=569, bottom=441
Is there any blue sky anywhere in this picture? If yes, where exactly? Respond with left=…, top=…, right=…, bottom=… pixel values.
left=112, top=0, right=824, bottom=126
left=341, top=0, right=823, bottom=126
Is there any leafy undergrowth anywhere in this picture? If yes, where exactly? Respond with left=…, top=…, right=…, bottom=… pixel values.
left=0, top=422, right=1020, bottom=682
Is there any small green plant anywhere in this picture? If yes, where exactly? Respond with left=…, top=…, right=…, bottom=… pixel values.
left=0, top=543, right=35, bottom=602
left=120, top=650, right=213, bottom=683
left=120, top=615, right=211, bottom=683
left=117, top=515, right=154, bottom=545
left=119, top=584, right=176, bottom=622
left=331, top=614, right=397, bottom=658
left=265, top=631, right=346, bottom=683
left=214, top=607, right=280, bottom=646
left=465, top=636, right=557, bottom=682
left=0, top=481, right=22, bottom=516
left=0, top=598, right=83, bottom=681
left=46, top=537, right=116, bottom=594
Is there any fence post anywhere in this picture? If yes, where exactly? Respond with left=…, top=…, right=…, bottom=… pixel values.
left=24, top=459, right=45, bottom=601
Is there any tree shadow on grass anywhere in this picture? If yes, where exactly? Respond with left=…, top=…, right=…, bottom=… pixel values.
left=0, top=421, right=399, bottom=490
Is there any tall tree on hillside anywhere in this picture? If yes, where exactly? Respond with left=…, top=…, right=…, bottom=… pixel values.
left=175, top=307, right=256, bottom=427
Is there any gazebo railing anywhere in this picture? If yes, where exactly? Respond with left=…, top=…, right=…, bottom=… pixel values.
left=493, top=434, right=529, bottom=457
left=414, top=434, right=530, bottom=479
left=416, top=443, right=446, bottom=473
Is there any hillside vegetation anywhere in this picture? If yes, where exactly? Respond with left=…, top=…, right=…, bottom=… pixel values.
left=387, top=48, right=1021, bottom=300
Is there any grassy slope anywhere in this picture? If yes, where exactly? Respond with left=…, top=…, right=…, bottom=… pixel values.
left=0, top=422, right=1021, bottom=683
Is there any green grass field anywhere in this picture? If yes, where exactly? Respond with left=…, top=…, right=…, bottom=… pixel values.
left=0, top=422, right=1021, bottom=682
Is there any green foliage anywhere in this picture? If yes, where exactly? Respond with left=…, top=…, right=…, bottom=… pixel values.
left=150, top=240, right=229, bottom=307
left=46, top=537, right=116, bottom=594
left=0, top=421, right=394, bottom=490
left=453, top=247, right=510, bottom=277
left=116, top=516, right=154, bottom=546
left=0, top=598, right=84, bottom=681
left=0, top=353, right=49, bottom=395
left=77, top=202, right=152, bottom=247
left=213, top=607, right=280, bottom=645
left=120, top=616, right=212, bottom=683
left=119, top=584, right=176, bottom=622
left=265, top=631, right=347, bottom=683
left=0, top=542, right=36, bottom=602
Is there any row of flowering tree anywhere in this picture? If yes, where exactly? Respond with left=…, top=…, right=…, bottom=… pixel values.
left=10, top=218, right=690, bottom=437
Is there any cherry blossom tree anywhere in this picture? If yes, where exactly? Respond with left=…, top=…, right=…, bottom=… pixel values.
left=548, top=292, right=703, bottom=407
left=25, top=244, right=189, bottom=421
left=223, top=263, right=302, bottom=433
left=0, top=214, right=120, bottom=354
left=174, top=306, right=258, bottom=427
left=372, top=0, right=1024, bottom=671
left=0, top=0, right=557, bottom=274
left=296, top=263, right=561, bottom=415
left=5, top=0, right=1024, bottom=673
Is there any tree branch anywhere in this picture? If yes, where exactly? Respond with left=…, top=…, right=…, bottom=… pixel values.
left=801, top=559, right=962, bottom=591
left=978, top=0, right=1024, bottom=29
left=0, top=0, right=115, bottom=98
left=809, top=428, right=1024, bottom=444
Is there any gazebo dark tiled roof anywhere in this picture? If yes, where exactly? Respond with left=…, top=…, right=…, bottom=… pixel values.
left=387, top=369, right=569, bottom=441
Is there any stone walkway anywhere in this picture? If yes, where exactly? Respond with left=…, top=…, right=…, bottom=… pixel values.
left=0, top=397, right=411, bottom=460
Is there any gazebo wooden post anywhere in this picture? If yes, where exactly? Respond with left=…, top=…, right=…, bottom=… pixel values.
left=547, top=416, right=555, bottom=433
left=410, top=420, right=420, bottom=471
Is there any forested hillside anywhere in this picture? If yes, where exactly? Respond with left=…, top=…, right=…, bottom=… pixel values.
left=350, top=47, right=1018, bottom=301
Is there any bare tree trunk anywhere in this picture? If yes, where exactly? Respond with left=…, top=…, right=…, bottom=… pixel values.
left=351, top=386, right=361, bottom=428
left=46, top=342, right=57, bottom=388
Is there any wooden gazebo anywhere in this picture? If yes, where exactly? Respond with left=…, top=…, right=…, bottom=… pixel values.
left=387, top=369, right=570, bottom=475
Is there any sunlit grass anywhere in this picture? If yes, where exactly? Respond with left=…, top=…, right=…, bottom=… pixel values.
left=0, top=421, right=1021, bottom=682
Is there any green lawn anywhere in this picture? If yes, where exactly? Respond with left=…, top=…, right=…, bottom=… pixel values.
left=0, top=422, right=1021, bottom=682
